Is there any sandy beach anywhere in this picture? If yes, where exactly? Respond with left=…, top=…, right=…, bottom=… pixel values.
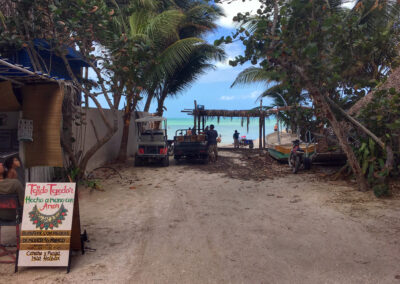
left=1, top=149, right=399, bottom=283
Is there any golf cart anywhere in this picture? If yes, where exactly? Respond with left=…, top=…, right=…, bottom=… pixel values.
left=239, top=136, right=254, bottom=148
left=135, top=116, right=169, bottom=167
left=173, top=128, right=209, bottom=163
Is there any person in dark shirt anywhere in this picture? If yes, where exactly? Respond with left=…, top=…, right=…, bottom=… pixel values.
left=206, top=124, right=218, bottom=162
left=233, top=130, right=240, bottom=149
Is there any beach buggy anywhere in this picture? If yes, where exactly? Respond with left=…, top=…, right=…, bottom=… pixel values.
left=173, top=129, right=209, bottom=163
left=135, top=116, right=169, bottom=167
left=239, top=136, right=254, bottom=149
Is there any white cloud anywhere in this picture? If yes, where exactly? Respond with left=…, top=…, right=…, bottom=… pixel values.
left=242, top=90, right=260, bottom=99
left=217, top=0, right=260, bottom=28
left=214, top=41, right=245, bottom=69
left=220, top=95, right=235, bottom=101
left=249, top=90, right=259, bottom=98
left=215, top=60, right=232, bottom=70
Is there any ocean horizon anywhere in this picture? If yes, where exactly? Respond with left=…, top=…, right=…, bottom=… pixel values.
left=165, top=117, right=276, bottom=144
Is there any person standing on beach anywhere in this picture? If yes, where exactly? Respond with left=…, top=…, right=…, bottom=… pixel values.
left=206, top=124, right=218, bottom=162
left=233, top=130, right=240, bottom=149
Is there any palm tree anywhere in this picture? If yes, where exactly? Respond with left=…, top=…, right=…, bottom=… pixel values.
left=154, top=44, right=225, bottom=118
left=232, top=67, right=311, bottom=132
left=143, top=1, right=225, bottom=116
left=111, top=0, right=223, bottom=162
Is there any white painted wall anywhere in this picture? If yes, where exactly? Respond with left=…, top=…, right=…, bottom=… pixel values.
left=74, top=108, right=139, bottom=172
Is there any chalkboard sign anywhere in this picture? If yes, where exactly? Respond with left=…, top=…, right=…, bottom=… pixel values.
left=17, top=183, right=76, bottom=269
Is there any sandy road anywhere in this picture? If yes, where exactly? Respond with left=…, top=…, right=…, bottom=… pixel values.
left=1, top=151, right=400, bottom=283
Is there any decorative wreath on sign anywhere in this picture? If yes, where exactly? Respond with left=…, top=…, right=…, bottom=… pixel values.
left=29, top=204, right=68, bottom=230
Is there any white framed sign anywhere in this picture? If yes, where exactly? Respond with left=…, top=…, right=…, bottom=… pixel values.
left=18, top=183, right=76, bottom=268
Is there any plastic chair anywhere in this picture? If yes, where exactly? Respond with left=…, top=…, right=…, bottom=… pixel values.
left=0, top=194, right=21, bottom=265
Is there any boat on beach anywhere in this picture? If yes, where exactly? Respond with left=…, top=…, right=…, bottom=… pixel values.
left=266, top=131, right=316, bottom=162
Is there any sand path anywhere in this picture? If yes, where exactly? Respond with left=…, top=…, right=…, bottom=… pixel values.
left=1, top=150, right=400, bottom=283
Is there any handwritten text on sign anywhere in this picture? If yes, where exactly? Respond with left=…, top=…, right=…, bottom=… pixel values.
left=18, top=183, right=76, bottom=267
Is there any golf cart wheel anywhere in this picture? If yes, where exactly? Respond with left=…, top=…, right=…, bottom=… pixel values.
left=134, top=157, right=142, bottom=167
left=249, top=144, right=254, bottom=149
left=304, top=157, right=311, bottom=170
left=162, top=156, right=169, bottom=167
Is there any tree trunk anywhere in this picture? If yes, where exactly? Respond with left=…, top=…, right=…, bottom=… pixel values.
left=116, top=93, right=140, bottom=162
left=144, top=89, right=154, bottom=113
left=78, top=127, right=117, bottom=179
left=61, top=83, right=78, bottom=169
left=59, top=54, right=118, bottom=179
left=156, top=89, right=168, bottom=117
left=116, top=103, right=132, bottom=162
left=312, top=92, right=368, bottom=191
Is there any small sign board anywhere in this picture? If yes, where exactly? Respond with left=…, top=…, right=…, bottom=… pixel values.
left=18, top=183, right=76, bottom=268
left=18, top=119, right=33, bottom=142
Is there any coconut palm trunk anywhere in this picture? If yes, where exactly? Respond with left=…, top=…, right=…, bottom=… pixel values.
left=156, top=86, right=169, bottom=123
left=311, top=91, right=368, bottom=191
left=144, top=89, right=155, bottom=112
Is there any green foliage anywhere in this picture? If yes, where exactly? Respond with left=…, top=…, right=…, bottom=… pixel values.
left=355, top=139, right=384, bottom=183
left=373, top=183, right=390, bottom=198
left=348, top=89, right=400, bottom=196
left=69, top=167, right=80, bottom=182
left=358, top=90, right=400, bottom=147
left=216, top=0, right=400, bottom=192
left=82, top=179, right=102, bottom=190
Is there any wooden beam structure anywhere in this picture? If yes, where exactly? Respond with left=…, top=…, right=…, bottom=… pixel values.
left=182, top=102, right=312, bottom=148
left=182, top=106, right=310, bottom=118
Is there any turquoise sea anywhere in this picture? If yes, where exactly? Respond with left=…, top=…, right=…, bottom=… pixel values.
left=166, top=117, right=276, bottom=144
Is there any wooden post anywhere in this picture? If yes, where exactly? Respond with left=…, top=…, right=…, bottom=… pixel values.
left=70, top=186, right=82, bottom=252
left=198, top=115, right=200, bottom=134
left=277, top=112, right=281, bottom=144
left=259, top=116, right=262, bottom=149
left=263, top=117, right=266, bottom=149
left=259, top=100, right=263, bottom=149
left=194, top=100, right=197, bottom=133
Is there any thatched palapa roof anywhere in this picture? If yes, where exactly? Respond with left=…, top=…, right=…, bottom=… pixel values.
left=348, top=67, right=400, bottom=116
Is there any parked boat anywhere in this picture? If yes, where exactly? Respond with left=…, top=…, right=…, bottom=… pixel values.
left=266, top=132, right=316, bottom=162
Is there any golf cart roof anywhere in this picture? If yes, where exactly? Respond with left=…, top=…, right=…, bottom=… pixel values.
left=136, top=116, right=166, bottom=123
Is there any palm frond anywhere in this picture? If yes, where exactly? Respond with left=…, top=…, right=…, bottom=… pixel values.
left=155, top=37, right=204, bottom=77
left=231, top=67, right=271, bottom=87
left=130, top=0, right=159, bottom=10
left=0, top=11, right=6, bottom=29
left=145, top=9, right=185, bottom=43
left=129, top=10, right=151, bottom=36
left=162, top=44, right=224, bottom=95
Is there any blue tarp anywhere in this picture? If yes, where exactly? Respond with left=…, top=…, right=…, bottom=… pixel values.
left=1, top=39, right=89, bottom=81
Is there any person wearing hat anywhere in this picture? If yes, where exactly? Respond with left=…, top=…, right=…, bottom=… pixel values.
left=233, top=130, right=240, bottom=149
